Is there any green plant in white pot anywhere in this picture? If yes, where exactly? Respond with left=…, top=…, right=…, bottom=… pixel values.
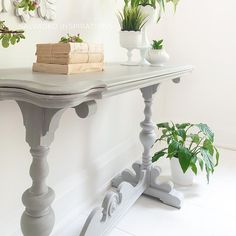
left=145, top=39, right=169, bottom=66
left=118, top=3, right=147, bottom=65
left=152, top=122, right=220, bottom=186
left=129, top=0, right=180, bottom=46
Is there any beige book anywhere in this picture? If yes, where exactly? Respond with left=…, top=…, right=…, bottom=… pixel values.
left=32, top=63, right=104, bottom=75
left=36, top=43, right=103, bottom=55
left=37, top=53, right=104, bottom=64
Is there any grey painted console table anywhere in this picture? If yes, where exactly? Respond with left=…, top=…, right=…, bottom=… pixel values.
left=0, top=64, right=193, bottom=236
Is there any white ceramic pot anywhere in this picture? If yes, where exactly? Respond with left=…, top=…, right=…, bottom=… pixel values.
left=170, top=158, right=194, bottom=186
left=139, top=5, right=156, bottom=25
left=145, top=48, right=170, bottom=66
left=139, top=5, right=156, bottom=48
left=120, top=31, right=142, bottom=49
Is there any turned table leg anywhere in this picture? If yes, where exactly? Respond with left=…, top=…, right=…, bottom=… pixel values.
left=21, top=147, right=55, bottom=236
left=140, top=85, right=158, bottom=171
left=17, top=102, right=66, bottom=236
left=140, top=86, right=183, bottom=208
left=112, top=84, right=183, bottom=208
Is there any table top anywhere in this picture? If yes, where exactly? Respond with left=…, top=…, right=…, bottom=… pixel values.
left=0, top=64, right=193, bottom=108
left=0, top=64, right=193, bottom=95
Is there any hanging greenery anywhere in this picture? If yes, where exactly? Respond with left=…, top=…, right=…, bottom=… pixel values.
left=0, top=1, right=38, bottom=48
left=0, top=21, right=25, bottom=48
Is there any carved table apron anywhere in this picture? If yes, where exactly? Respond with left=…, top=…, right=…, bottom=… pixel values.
left=0, top=64, right=193, bottom=236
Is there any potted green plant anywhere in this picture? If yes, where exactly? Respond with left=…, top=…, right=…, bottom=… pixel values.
left=152, top=122, right=219, bottom=185
left=128, top=0, right=180, bottom=47
left=145, top=39, right=169, bottom=66
left=117, top=4, right=147, bottom=65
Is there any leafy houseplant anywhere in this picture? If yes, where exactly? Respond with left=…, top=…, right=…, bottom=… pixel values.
left=145, top=39, right=169, bottom=66
left=152, top=39, right=163, bottom=49
left=152, top=122, right=219, bottom=184
left=118, top=5, right=147, bottom=65
left=128, top=0, right=180, bottom=22
left=118, top=6, right=147, bottom=32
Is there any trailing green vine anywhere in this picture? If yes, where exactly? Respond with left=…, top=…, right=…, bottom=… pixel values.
left=0, top=21, right=25, bottom=48
left=0, top=1, right=37, bottom=48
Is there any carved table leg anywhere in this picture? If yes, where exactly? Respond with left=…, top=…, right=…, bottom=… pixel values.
left=81, top=85, right=183, bottom=235
left=17, top=101, right=66, bottom=236
left=140, top=85, right=183, bottom=208
left=112, top=85, right=183, bottom=208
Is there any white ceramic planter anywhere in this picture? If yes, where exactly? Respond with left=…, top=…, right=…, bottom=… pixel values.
left=139, top=5, right=156, bottom=25
left=170, top=158, right=194, bottom=186
left=145, top=48, right=170, bottom=66
left=120, top=31, right=142, bottom=66
left=120, top=31, right=142, bottom=49
left=139, top=5, right=156, bottom=48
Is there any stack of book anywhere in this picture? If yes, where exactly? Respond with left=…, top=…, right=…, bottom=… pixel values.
left=33, top=43, right=104, bottom=75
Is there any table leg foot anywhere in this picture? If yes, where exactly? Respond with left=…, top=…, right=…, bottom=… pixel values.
left=112, top=163, right=183, bottom=209
left=80, top=170, right=147, bottom=236
left=143, top=166, right=183, bottom=209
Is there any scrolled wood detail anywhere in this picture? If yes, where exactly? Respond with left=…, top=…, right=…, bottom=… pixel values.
left=74, top=100, right=97, bottom=119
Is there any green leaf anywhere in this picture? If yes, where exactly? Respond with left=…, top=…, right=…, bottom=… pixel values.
left=152, top=149, right=166, bottom=162
left=10, top=35, right=17, bottom=45
left=200, top=148, right=215, bottom=170
left=177, top=129, right=186, bottom=141
left=203, top=139, right=214, bottom=155
left=198, top=157, right=204, bottom=171
left=168, top=140, right=180, bottom=157
left=178, top=146, right=192, bottom=173
left=2, top=34, right=10, bottom=48
left=197, top=123, right=214, bottom=142
left=190, top=134, right=200, bottom=144
left=176, top=123, right=191, bottom=129
left=157, top=122, right=170, bottom=129
left=214, top=147, right=220, bottom=166
left=200, top=148, right=215, bottom=183
left=191, top=164, right=198, bottom=175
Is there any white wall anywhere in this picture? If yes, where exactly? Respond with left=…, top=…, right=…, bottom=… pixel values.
left=150, top=0, right=236, bottom=149
left=0, top=1, right=167, bottom=235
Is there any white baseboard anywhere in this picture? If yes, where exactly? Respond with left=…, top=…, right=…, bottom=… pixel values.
left=215, top=129, right=236, bottom=151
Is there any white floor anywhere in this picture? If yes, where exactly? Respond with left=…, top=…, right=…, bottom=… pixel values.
left=108, top=148, right=236, bottom=236
left=59, top=148, right=236, bottom=236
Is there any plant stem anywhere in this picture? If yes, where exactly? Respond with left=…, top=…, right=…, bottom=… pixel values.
left=190, top=137, right=204, bottom=153
left=0, top=30, right=24, bottom=34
